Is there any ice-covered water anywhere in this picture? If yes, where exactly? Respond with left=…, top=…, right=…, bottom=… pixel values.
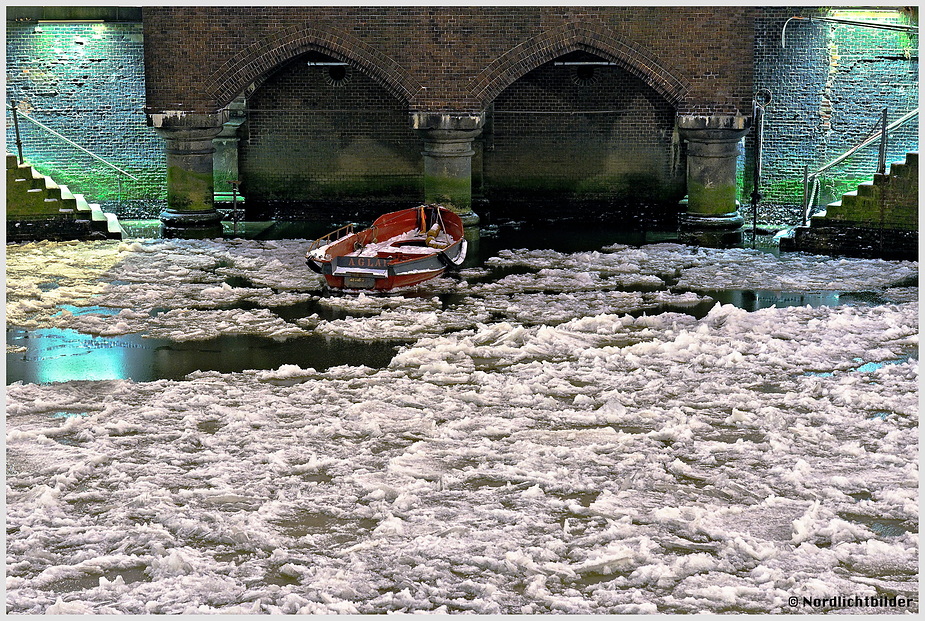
left=5, top=235, right=919, bottom=614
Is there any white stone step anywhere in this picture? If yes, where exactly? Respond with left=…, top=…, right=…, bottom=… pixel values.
left=89, top=203, right=108, bottom=222
left=104, top=212, right=125, bottom=235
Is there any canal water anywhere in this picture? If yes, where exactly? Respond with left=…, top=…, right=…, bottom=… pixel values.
left=5, top=218, right=919, bottom=614
left=4, top=219, right=909, bottom=385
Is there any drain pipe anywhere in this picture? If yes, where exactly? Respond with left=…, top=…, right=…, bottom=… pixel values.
left=751, top=89, right=772, bottom=248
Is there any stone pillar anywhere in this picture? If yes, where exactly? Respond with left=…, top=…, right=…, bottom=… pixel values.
left=148, top=110, right=227, bottom=238
left=411, top=112, right=484, bottom=227
left=677, top=115, right=750, bottom=246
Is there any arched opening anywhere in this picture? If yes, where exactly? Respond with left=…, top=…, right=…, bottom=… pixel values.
left=481, top=51, right=685, bottom=227
left=237, top=50, right=422, bottom=221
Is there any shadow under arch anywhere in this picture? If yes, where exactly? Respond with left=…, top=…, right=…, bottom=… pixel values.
left=467, top=22, right=690, bottom=110
left=204, top=23, right=423, bottom=110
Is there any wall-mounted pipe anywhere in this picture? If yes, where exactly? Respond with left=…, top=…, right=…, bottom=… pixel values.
left=782, top=14, right=918, bottom=48
left=750, top=89, right=771, bottom=247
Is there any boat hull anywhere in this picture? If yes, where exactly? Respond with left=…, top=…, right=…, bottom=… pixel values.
left=306, top=206, right=467, bottom=291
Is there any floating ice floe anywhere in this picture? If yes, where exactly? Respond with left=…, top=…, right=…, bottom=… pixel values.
left=6, top=275, right=918, bottom=613
left=8, top=239, right=916, bottom=345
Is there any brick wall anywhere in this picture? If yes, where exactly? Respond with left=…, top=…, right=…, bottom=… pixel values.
left=239, top=52, right=423, bottom=220
left=11, top=7, right=914, bottom=227
left=142, top=6, right=757, bottom=116
left=750, top=7, right=918, bottom=225
left=5, top=19, right=165, bottom=218
left=483, top=52, right=684, bottom=222
left=141, top=6, right=757, bottom=221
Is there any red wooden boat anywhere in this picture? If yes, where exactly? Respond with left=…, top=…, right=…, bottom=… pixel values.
left=306, top=205, right=467, bottom=291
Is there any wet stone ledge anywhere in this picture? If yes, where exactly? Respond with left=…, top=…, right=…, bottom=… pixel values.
left=7, top=217, right=107, bottom=243
left=782, top=225, right=918, bottom=261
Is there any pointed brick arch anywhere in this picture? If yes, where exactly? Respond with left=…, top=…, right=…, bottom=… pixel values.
left=468, top=22, right=690, bottom=109
left=204, top=23, right=423, bottom=109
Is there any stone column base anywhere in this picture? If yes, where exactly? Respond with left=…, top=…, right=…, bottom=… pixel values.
left=160, top=208, right=224, bottom=239
left=678, top=203, right=745, bottom=247
left=678, top=223, right=745, bottom=247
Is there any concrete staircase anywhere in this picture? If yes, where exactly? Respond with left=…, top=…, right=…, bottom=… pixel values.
left=814, top=152, right=917, bottom=230
left=782, top=153, right=918, bottom=260
left=7, top=153, right=123, bottom=241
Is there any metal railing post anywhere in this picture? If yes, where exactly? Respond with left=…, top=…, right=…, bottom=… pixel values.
left=750, top=89, right=771, bottom=248
left=878, top=107, right=888, bottom=174
left=230, top=180, right=240, bottom=236
left=10, top=100, right=24, bottom=165
left=802, top=165, right=809, bottom=226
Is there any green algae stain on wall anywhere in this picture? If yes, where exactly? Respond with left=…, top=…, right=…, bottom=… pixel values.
left=6, top=20, right=166, bottom=217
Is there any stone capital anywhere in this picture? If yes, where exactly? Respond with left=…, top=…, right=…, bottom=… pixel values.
left=147, top=110, right=229, bottom=138
left=411, top=112, right=485, bottom=138
left=677, top=114, right=750, bottom=143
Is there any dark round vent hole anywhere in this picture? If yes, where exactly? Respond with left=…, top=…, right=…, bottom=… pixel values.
left=328, top=66, right=347, bottom=82
left=576, top=66, right=595, bottom=82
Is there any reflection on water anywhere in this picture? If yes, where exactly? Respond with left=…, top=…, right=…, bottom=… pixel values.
left=803, top=352, right=916, bottom=379
left=694, top=289, right=891, bottom=312
left=6, top=327, right=397, bottom=384
left=7, top=329, right=149, bottom=384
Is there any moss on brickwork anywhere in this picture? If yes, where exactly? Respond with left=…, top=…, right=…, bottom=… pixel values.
left=245, top=172, right=420, bottom=201
left=761, top=178, right=805, bottom=205
left=485, top=173, right=680, bottom=204
left=423, top=174, right=471, bottom=209
left=165, top=166, right=214, bottom=210
left=686, top=182, right=739, bottom=215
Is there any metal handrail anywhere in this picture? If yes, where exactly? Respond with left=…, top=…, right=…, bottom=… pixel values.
left=802, top=107, right=918, bottom=224
left=7, top=102, right=140, bottom=181
left=308, top=223, right=356, bottom=252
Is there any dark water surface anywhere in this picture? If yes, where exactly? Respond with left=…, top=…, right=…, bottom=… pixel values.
left=6, top=220, right=882, bottom=385
left=6, top=327, right=398, bottom=384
